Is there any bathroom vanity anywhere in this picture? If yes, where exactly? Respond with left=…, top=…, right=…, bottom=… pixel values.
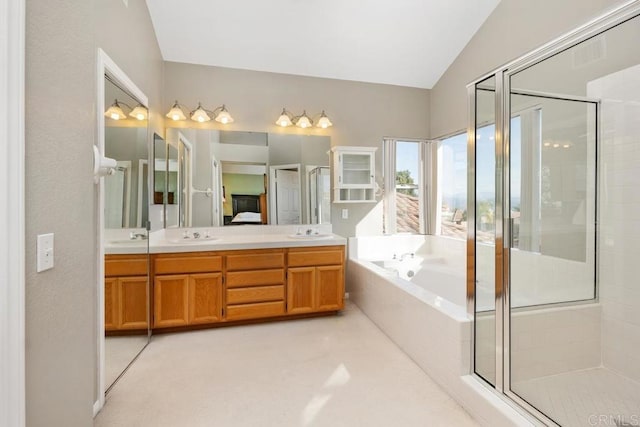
left=105, top=227, right=346, bottom=334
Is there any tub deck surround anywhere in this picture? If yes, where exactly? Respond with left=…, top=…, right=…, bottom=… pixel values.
left=348, top=235, right=537, bottom=426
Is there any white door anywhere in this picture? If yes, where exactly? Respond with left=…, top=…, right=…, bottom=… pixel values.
left=275, top=169, right=301, bottom=224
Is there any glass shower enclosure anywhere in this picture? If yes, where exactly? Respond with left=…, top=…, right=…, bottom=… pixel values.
left=468, top=3, right=640, bottom=426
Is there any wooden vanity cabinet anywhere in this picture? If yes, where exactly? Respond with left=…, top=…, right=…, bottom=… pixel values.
left=225, top=249, right=286, bottom=321
left=287, top=246, right=345, bottom=314
left=105, top=254, right=149, bottom=332
left=149, top=244, right=345, bottom=331
left=153, top=253, right=223, bottom=328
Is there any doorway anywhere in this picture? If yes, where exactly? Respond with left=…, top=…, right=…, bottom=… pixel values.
left=269, top=164, right=301, bottom=225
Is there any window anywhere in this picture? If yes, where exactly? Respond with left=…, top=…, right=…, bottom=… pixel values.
left=436, top=115, right=530, bottom=243
left=383, top=139, right=430, bottom=234
left=437, top=132, right=467, bottom=239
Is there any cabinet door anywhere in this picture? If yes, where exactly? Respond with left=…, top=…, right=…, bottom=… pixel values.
left=316, top=265, right=344, bottom=311
left=154, top=275, right=189, bottom=328
left=339, top=152, right=374, bottom=187
left=189, top=273, right=223, bottom=324
left=105, top=277, right=119, bottom=331
left=119, top=276, right=148, bottom=330
left=287, top=267, right=315, bottom=314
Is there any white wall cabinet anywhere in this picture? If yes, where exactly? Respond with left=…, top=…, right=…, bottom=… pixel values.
left=331, top=146, right=377, bottom=203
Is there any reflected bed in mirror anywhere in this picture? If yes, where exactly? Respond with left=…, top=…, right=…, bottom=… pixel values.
left=162, top=128, right=331, bottom=227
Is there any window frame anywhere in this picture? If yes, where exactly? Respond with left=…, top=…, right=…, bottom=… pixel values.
left=382, top=138, right=435, bottom=235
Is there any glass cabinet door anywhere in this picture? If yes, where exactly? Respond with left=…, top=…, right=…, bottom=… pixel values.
left=340, top=152, right=374, bottom=187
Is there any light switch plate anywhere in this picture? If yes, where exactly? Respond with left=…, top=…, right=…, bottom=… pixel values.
left=341, top=209, right=349, bottom=219
left=36, top=233, right=54, bottom=272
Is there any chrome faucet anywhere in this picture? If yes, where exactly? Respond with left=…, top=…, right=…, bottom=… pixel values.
left=399, top=252, right=414, bottom=261
left=193, top=232, right=201, bottom=239
left=129, top=232, right=147, bottom=240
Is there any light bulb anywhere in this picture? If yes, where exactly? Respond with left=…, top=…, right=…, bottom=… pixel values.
left=110, top=113, right=119, bottom=120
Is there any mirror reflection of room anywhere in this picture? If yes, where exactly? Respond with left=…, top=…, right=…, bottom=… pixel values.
left=103, top=74, right=150, bottom=391
left=104, top=77, right=150, bottom=228
left=162, top=128, right=330, bottom=227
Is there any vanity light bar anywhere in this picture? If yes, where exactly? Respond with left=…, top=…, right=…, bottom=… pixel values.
left=275, top=108, right=333, bottom=129
left=166, top=101, right=234, bottom=124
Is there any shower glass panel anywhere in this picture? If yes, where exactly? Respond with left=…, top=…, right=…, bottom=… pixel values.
left=505, top=12, right=640, bottom=426
left=474, top=76, right=496, bottom=386
left=468, top=5, right=640, bottom=426
left=309, top=166, right=330, bottom=224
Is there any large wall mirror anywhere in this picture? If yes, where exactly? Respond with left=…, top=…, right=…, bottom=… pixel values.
left=158, top=128, right=331, bottom=228
left=101, top=66, right=150, bottom=396
left=105, top=77, right=150, bottom=228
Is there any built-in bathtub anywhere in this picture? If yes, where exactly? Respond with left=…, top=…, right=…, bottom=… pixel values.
left=347, top=235, right=538, bottom=427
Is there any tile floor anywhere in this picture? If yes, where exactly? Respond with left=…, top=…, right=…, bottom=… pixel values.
left=95, top=301, right=478, bottom=427
left=513, top=367, right=640, bottom=427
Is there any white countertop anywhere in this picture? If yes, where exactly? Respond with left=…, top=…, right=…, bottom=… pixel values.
left=105, top=225, right=346, bottom=255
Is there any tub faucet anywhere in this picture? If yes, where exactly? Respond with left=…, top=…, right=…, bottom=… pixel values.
left=399, top=252, right=414, bottom=261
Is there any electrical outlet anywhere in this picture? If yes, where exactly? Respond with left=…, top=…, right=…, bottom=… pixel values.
left=341, top=209, right=349, bottom=219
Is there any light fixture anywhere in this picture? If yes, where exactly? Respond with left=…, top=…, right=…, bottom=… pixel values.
left=166, top=100, right=187, bottom=121
left=129, top=104, right=148, bottom=121
left=296, top=111, right=312, bottom=129
left=214, top=105, right=234, bottom=124
left=166, top=101, right=234, bottom=124
left=104, top=99, right=148, bottom=121
left=275, top=108, right=333, bottom=129
left=276, top=109, right=293, bottom=127
left=190, top=103, right=211, bottom=123
left=316, top=111, right=332, bottom=129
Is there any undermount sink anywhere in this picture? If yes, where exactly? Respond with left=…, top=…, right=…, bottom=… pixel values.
left=288, top=233, right=333, bottom=240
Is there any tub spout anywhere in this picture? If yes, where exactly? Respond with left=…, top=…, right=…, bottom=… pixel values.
left=400, top=252, right=414, bottom=261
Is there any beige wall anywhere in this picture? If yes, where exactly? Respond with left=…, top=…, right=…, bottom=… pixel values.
left=162, top=62, right=430, bottom=237
left=25, top=0, right=96, bottom=424
left=25, top=0, right=163, bottom=425
left=429, top=0, right=628, bottom=138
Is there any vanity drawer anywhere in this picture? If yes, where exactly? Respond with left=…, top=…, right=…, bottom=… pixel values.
left=287, top=249, right=344, bottom=267
left=154, top=255, right=222, bottom=275
left=226, top=252, right=284, bottom=271
left=226, top=269, right=284, bottom=288
left=227, top=285, right=284, bottom=305
left=105, top=255, right=147, bottom=277
left=226, top=301, right=285, bottom=321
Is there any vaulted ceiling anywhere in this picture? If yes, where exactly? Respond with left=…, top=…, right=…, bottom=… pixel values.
left=146, top=0, right=500, bottom=89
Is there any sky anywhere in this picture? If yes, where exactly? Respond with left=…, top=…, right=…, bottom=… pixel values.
left=440, top=118, right=522, bottom=202
left=394, top=118, right=523, bottom=208
left=396, top=141, right=420, bottom=182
